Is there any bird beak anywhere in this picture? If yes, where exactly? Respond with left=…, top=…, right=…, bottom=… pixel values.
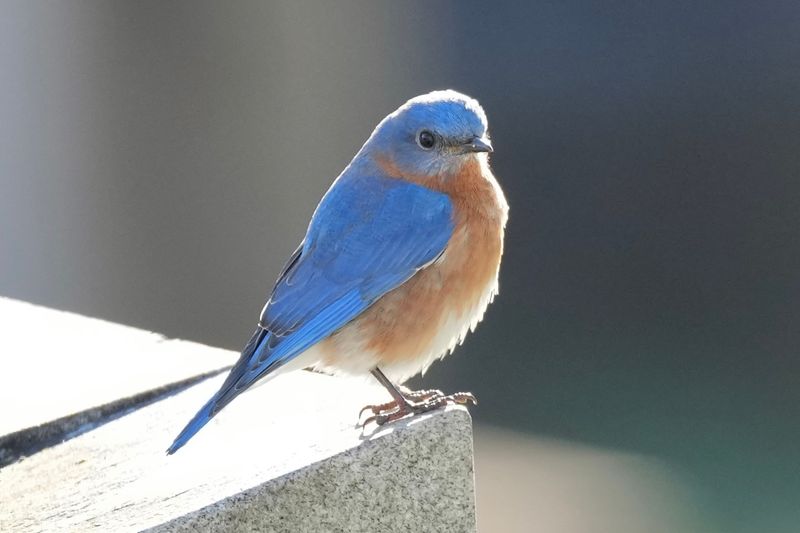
left=464, top=136, right=493, bottom=153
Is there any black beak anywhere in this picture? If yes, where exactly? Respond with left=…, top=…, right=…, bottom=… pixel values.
left=464, top=136, right=493, bottom=153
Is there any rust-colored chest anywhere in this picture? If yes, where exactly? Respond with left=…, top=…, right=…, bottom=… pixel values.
left=341, top=157, right=508, bottom=366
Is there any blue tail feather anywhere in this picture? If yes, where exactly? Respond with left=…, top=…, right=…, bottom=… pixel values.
left=166, top=396, right=216, bottom=455
left=166, top=327, right=268, bottom=455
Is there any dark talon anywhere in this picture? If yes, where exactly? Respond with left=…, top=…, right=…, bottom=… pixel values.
left=359, top=368, right=477, bottom=427
left=359, top=399, right=397, bottom=418
left=359, top=390, right=477, bottom=426
left=450, top=391, right=477, bottom=406
left=359, top=388, right=444, bottom=418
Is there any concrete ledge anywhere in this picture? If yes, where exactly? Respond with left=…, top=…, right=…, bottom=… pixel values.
left=0, top=297, right=232, bottom=466
left=0, top=298, right=477, bottom=532
left=1, top=372, right=476, bottom=532
left=150, top=406, right=475, bottom=533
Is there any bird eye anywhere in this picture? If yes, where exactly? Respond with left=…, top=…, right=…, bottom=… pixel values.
left=417, top=130, right=435, bottom=150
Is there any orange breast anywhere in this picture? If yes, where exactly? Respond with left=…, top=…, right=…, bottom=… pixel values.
left=319, top=156, right=508, bottom=375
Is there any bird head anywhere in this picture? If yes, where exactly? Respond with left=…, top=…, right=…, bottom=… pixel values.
left=361, top=90, right=492, bottom=178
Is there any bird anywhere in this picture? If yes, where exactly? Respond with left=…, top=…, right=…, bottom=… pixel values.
left=167, top=90, right=508, bottom=455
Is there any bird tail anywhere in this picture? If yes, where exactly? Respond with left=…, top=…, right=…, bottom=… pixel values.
left=166, top=395, right=217, bottom=455
left=166, top=327, right=268, bottom=455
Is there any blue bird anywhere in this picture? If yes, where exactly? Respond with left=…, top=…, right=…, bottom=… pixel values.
left=167, top=90, right=508, bottom=454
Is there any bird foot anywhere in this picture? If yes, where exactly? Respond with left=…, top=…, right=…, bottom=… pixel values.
left=358, top=388, right=443, bottom=418
left=359, top=390, right=477, bottom=426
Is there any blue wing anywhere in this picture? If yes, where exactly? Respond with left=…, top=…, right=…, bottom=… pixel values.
left=167, top=175, right=453, bottom=453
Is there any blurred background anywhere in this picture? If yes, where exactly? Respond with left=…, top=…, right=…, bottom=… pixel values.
left=1, top=1, right=798, bottom=531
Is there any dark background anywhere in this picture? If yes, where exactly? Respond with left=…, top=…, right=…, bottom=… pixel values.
left=2, top=2, right=798, bottom=531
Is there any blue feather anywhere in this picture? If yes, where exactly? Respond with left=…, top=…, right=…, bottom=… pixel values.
left=167, top=327, right=268, bottom=454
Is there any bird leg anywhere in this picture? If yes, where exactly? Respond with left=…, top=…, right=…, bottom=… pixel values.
left=360, top=368, right=477, bottom=426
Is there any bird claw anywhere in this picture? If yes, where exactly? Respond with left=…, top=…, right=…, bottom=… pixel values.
left=358, top=400, right=396, bottom=419
left=359, top=390, right=477, bottom=426
left=358, top=388, right=445, bottom=418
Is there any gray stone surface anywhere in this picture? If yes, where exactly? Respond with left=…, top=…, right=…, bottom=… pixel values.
left=151, top=407, right=475, bottom=533
left=0, top=297, right=232, bottom=466
left=0, top=370, right=476, bottom=532
left=0, top=297, right=232, bottom=437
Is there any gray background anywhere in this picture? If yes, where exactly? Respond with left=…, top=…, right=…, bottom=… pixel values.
left=2, top=2, right=798, bottom=531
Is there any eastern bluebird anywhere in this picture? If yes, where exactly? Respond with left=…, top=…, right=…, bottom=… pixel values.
left=167, top=90, right=508, bottom=454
